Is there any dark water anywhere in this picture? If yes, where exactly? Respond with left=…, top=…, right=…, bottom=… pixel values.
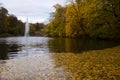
left=0, top=37, right=120, bottom=60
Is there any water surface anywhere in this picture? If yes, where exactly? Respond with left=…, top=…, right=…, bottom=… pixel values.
left=0, top=37, right=119, bottom=60
left=0, top=37, right=120, bottom=80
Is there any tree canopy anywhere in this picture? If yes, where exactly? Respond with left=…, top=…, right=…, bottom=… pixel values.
left=0, top=5, right=24, bottom=37
left=45, top=0, right=120, bottom=39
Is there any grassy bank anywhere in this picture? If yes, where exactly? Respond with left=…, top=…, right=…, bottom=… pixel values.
left=53, top=46, right=120, bottom=80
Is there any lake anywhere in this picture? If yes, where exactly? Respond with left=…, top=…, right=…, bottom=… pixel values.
left=0, top=37, right=120, bottom=79
left=0, top=37, right=119, bottom=60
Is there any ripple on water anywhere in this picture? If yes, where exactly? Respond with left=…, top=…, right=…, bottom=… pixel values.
left=0, top=54, right=69, bottom=80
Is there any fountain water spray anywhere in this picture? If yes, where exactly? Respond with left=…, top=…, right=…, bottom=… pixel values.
left=25, top=18, right=29, bottom=37
left=24, top=18, right=30, bottom=55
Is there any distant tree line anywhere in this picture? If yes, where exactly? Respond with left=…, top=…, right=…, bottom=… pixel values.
left=0, top=5, right=24, bottom=37
left=45, top=0, right=120, bottom=39
left=30, top=23, right=46, bottom=36
left=0, top=4, right=46, bottom=37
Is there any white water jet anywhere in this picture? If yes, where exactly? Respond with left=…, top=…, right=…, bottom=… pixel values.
left=24, top=18, right=29, bottom=37
left=24, top=18, right=30, bottom=55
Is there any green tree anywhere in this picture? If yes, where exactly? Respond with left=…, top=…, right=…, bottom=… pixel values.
left=7, top=15, right=18, bottom=35
left=0, top=6, right=24, bottom=37
left=46, top=4, right=66, bottom=37
left=0, top=6, right=8, bottom=35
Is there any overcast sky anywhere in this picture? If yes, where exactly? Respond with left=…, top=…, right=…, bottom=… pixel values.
left=1, top=0, right=65, bottom=23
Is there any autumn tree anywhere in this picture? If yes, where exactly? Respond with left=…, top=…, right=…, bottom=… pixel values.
left=46, top=0, right=120, bottom=39
left=46, top=4, right=66, bottom=37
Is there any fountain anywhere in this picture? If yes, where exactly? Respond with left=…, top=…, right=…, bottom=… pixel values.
left=24, top=18, right=30, bottom=55
left=24, top=18, right=29, bottom=37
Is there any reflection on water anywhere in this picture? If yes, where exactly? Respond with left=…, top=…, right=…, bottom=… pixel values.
left=0, top=37, right=50, bottom=60
left=48, top=37, right=120, bottom=53
left=0, top=37, right=120, bottom=60
left=0, top=43, right=8, bottom=60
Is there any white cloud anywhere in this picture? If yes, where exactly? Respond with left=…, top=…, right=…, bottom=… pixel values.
left=1, top=0, right=65, bottom=23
